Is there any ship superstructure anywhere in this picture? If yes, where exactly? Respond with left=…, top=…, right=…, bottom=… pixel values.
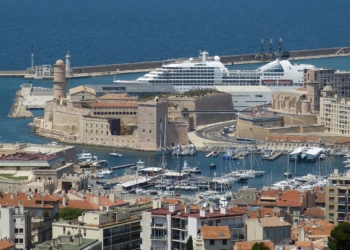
left=114, top=51, right=315, bottom=92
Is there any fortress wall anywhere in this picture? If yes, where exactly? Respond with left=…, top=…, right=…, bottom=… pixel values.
left=193, top=94, right=236, bottom=126
left=282, top=115, right=317, bottom=126
left=168, top=93, right=235, bottom=128
left=166, top=122, right=189, bottom=146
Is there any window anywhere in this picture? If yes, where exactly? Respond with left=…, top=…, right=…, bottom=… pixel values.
left=273, top=228, right=278, bottom=237
left=210, top=240, right=214, bottom=245
left=222, top=239, right=227, bottom=245
left=265, top=229, right=270, bottom=238
left=14, top=228, right=18, bottom=233
left=149, top=130, right=152, bottom=133
left=282, top=228, right=287, bottom=237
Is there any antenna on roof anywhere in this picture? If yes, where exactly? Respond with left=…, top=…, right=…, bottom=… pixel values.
left=31, top=44, right=34, bottom=71
left=260, top=29, right=264, bottom=55
left=269, top=28, right=273, bottom=56
left=278, top=28, right=283, bottom=55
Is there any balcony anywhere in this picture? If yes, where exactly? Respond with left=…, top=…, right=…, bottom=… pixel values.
left=338, top=217, right=346, bottom=221
left=337, top=209, right=347, bottom=213
left=172, top=224, right=187, bottom=231
left=338, top=193, right=346, bottom=197
left=229, top=223, right=244, bottom=229
left=150, top=235, right=166, bottom=241
left=151, top=223, right=167, bottom=229
left=338, top=201, right=347, bottom=205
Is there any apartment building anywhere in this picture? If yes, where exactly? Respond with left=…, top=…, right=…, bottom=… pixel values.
left=245, top=217, right=292, bottom=246
left=0, top=205, right=31, bottom=250
left=52, top=203, right=152, bottom=250
left=0, top=192, right=61, bottom=244
left=320, top=85, right=350, bottom=135
left=192, top=226, right=231, bottom=250
left=35, top=233, right=101, bottom=250
left=304, top=68, right=350, bottom=96
left=325, top=169, right=350, bottom=225
left=141, top=203, right=245, bottom=250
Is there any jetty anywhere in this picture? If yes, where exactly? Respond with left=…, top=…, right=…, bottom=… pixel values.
left=205, top=151, right=215, bottom=158
left=268, top=152, right=283, bottom=160
left=110, top=163, right=136, bottom=170
left=232, top=152, right=244, bottom=160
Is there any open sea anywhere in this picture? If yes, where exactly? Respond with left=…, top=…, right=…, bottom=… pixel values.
left=1, top=0, right=350, bottom=190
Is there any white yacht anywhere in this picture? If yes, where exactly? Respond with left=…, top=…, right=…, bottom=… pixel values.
left=114, top=51, right=315, bottom=92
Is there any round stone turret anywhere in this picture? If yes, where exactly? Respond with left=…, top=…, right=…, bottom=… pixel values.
left=53, top=59, right=67, bottom=99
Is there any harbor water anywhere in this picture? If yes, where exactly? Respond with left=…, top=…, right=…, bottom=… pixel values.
left=1, top=57, right=350, bottom=190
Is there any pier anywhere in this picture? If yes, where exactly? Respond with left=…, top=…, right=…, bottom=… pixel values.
left=205, top=151, right=215, bottom=158
left=232, top=152, right=245, bottom=160
left=268, top=152, right=283, bottom=160
left=110, top=163, right=136, bottom=170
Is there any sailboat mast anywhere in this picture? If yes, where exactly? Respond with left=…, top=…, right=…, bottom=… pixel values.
left=164, top=115, right=167, bottom=147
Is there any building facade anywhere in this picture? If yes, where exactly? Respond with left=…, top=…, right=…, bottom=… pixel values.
left=325, top=169, right=350, bottom=225
left=0, top=205, right=31, bottom=250
left=141, top=204, right=245, bottom=250
left=52, top=207, right=142, bottom=250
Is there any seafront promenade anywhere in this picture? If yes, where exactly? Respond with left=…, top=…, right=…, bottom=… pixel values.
left=1, top=46, right=350, bottom=77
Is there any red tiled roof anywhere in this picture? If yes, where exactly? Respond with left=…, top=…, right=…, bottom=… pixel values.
left=260, top=189, right=279, bottom=199
left=231, top=205, right=247, bottom=213
left=248, top=207, right=280, bottom=219
left=200, top=226, right=230, bottom=239
left=235, top=241, right=275, bottom=250
left=302, top=207, right=324, bottom=218
left=0, top=192, right=60, bottom=209
left=335, top=137, right=350, bottom=143
left=314, top=190, right=325, bottom=203
left=295, top=241, right=312, bottom=247
left=276, top=190, right=304, bottom=207
left=0, top=152, right=59, bottom=161
left=292, top=219, right=334, bottom=241
left=0, top=240, right=15, bottom=249
left=60, top=191, right=129, bottom=210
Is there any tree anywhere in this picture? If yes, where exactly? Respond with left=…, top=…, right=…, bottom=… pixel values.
left=251, top=242, right=270, bottom=250
left=186, top=235, right=193, bottom=250
left=328, top=222, right=350, bottom=250
left=59, top=207, right=83, bottom=220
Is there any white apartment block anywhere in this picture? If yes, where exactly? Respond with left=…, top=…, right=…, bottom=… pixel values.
left=52, top=206, right=143, bottom=250
left=320, top=86, right=350, bottom=134
left=0, top=205, right=31, bottom=250
left=141, top=204, right=246, bottom=250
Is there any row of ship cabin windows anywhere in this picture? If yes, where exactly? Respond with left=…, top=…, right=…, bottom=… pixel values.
left=93, top=112, right=137, bottom=115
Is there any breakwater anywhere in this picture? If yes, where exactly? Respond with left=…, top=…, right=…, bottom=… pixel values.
left=71, top=47, right=350, bottom=74
left=1, top=47, right=350, bottom=77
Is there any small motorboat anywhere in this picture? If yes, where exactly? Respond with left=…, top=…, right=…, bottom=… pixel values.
left=212, top=151, right=218, bottom=157
left=109, top=151, right=122, bottom=157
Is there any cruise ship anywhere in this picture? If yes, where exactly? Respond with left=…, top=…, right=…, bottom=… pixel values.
left=114, top=51, right=315, bottom=92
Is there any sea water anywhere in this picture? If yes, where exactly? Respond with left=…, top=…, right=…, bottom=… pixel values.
left=0, top=0, right=350, bottom=70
